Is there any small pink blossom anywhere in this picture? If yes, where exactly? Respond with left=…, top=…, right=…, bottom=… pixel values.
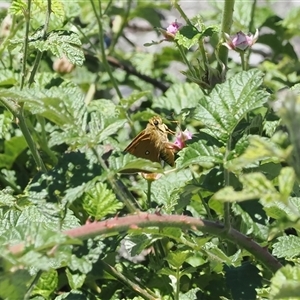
left=166, top=21, right=182, bottom=35
left=173, top=129, right=193, bottom=150
left=223, top=29, right=259, bottom=51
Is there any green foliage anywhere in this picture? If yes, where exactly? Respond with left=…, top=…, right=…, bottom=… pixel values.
left=0, top=0, right=299, bottom=299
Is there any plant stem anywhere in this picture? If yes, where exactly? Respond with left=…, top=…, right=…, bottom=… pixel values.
left=175, top=268, right=180, bottom=300
left=91, top=147, right=138, bottom=213
left=0, top=97, right=47, bottom=172
left=20, top=0, right=31, bottom=90
left=218, top=0, right=235, bottom=71
left=176, top=41, right=197, bottom=78
left=146, top=179, right=152, bottom=209
left=240, top=51, right=246, bottom=71
left=224, top=134, right=232, bottom=232
left=173, top=2, right=192, bottom=26
left=90, top=0, right=123, bottom=100
left=28, top=0, right=52, bottom=87
left=108, top=0, right=132, bottom=54
left=102, top=262, right=158, bottom=300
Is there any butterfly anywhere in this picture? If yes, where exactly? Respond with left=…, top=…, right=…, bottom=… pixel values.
left=125, top=116, right=176, bottom=166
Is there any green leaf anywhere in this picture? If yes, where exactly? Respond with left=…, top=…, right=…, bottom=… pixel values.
left=29, top=30, right=84, bottom=66
left=0, top=136, right=27, bottom=169
left=226, top=135, right=291, bottom=172
left=153, top=83, right=204, bottom=114
left=9, top=0, right=27, bottom=16
left=193, top=69, right=269, bottom=142
left=66, top=268, right=86, bottom=290
left=151, top=169, right=192, bottom=213
left=166, top=250, right=193, bottom=269
left=117, top=157, right=164, bottom=174
left=272, top=236, right=300, bottom=259
left=270, top=265, right=300, bottom=299
left=82, top=182, right=123, bottom=220
left=213, top=172, right=279, bottom=203
left=0, top=270, right=30, bottom=299
left=176, top=141, right=223, bottom=169
left=0, top=86, right=85, bottom=127
left=278, top=167, right=295, bottom=201
left=32, top=270, right=58, bottom=298
left=175, top=25, right=201, bottom=49
left=179, top=288, right=201, bottom=300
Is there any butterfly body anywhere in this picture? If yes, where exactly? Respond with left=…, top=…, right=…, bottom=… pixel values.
left=125, top=116, right=175, bottom=166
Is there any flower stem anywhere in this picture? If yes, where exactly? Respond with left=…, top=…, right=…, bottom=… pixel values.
left=90, top=0, right=123, bottom=100
left=28, top=0, right=52, bottom=87
left=218, top=0, right=235, bottom=71
left=224, top=134, right=232, bottom=232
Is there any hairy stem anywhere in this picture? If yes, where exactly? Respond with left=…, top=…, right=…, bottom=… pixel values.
left=218, top=0, right=235, bottom=71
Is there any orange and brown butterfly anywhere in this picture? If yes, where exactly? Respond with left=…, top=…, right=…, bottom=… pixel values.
left=124, top=116, right=176, bottom=167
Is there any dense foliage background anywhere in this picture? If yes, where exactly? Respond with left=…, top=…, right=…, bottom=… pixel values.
left=1, top=0, right=300, bottom=299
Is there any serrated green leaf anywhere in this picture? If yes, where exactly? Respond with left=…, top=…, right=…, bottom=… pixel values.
left=263, top=197, right=300, bottom=221
left=232, top=202, right=269, bottom=240
left=179, top=288, right=201, bottom=300
left=272, top=236, right=300, bottom=259
left=151, top=169, right=192, bottom=213
left=270, top=265, right=300, bottom=299
left=29, top=30, right=84, bottom=66
left=176, top=141, right=223, bottom=169
left=193, top=69, right=269, bottom=142
left=97, top=119, right=127, bottom=143
left=166, top=250, right=193, bottom=269
left=226, top=135, right=291, bottom=172
left=175, top=25, right=201, bottom=49
left=153, top=83, right=204, bottom=114
left=32, top=269, right=58, bottom=298
left=278, top=167, right=295, bottom=201
left=213, top=172, right=279, bottom=203
left=9, top=0, right=27, bottom=16
left=202, top=242, right=238, bottom=267
left=117, top=157, right=164, bottom=174
left=66, top=268, right=86, bottom=290
left=120, top=91, right=151, bottom=109
left=82, top=182, right=123, bottom=220
left=0, top=86, right=85, bottom=126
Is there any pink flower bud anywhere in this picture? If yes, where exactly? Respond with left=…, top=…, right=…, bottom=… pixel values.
left=223, top=29, right=259, bottom=51
left=166, top=21, right=182, bottom=35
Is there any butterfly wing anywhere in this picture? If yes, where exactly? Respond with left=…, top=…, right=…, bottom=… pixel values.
left=125, top=116, right=175, bottom=167
left=125, top=132, right=161, bottom=163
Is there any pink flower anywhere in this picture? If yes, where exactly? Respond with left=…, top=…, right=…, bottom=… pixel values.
left=159, top=21, right=182, bottom=41
left=173, top=130, right=193, bottom=150
left=223, top=29, right=259, bottom=51
left=166, top=21, right=182, bottom=35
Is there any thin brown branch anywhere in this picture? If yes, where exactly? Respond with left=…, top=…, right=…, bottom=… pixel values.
left=9, top=213, right=282, bottom=274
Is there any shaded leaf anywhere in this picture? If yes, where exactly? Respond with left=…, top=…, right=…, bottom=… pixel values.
left=82, top=182, right=123, bottom=220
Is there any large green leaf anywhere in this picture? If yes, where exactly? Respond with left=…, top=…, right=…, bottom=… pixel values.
left=176, top=140, right=224, bottom=169
left=153, top=82, right=204, bottom=114
left=272, top=236, right=300, bottom=259
left=270, top=265, right=300, bottom=299
left=193, top=69, right=269, bottom=142
left=0, top=136, right=27, bottom=169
